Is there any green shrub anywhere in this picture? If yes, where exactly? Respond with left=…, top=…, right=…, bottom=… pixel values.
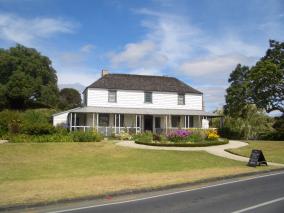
left=187, top=134, right=203, bottom=142
left=22, top=123, right=55, bottom=135
left=133, top=131, right=153, bottom=143
left=258, top=131, right=284, bottom=141
left=9, top=130, right=103, bottom=143
left=72, top=131, right=103, bottom=142
left=0, top=110, right=22, bottom=135
left=153, top=133, right=167, bottom=142
left=9, top=134, right=74, bottom=143
left=117, top=130, right=132, bottom=140
left=135, top=139, right=229, bottom=147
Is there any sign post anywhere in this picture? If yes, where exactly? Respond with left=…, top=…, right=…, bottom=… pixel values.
left=247, top=149, right=268, bottom=167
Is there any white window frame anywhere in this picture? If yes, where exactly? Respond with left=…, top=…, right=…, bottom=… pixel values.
left=178, top=93, right=185, bottom=105
left=144, top=92, right=152, bottom=103
left=108, top=90, right=117, bottom=103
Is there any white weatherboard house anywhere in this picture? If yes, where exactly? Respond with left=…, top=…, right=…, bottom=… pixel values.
left=53, top=70, right=217, bottom=136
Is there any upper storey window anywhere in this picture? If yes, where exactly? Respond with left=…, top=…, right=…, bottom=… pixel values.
left=178, top=94, right=185, bottom=105
left=108, top=90, right=117, bottom=103
left=144, top=92, right=152, bottom=103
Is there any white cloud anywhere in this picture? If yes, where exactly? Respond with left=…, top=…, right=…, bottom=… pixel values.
left=80, top=44, right=95, bottom=53
left=179, top=54, right=256, bottom=84
left=109, top=9, right=200, bottom=73
left=110, top=40, right=167, bottom=69
left=0, top=13, right=75, bottom=45
left=57, top=70, right=100, bottom=86
left=196, top=86, right=227, bottom=112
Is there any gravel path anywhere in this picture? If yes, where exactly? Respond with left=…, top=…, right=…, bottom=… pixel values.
left=116, top=140, right=284, bottom=167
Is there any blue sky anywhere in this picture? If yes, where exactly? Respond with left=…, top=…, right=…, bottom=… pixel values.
left=0, top=0, right=283, bottom=111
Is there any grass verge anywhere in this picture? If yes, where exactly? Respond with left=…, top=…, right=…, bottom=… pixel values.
left=0, top=141, right=278, bottom=208
left=227, top=140, right=284, bottom=164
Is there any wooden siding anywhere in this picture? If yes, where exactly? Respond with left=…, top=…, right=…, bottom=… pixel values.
left=86, top=88, right=203, bottom=110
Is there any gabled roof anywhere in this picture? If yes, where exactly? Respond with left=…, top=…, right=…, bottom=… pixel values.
left=86, top=74, right=202, bottom=94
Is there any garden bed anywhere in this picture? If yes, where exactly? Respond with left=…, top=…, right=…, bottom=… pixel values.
left=135, top=139, right=229, bottom=147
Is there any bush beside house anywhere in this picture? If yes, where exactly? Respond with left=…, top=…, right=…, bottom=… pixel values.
left=0, top=109, right=103, bottom=143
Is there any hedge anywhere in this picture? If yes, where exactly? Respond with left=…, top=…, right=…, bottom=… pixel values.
left=135, top=139, right=229, bottom=147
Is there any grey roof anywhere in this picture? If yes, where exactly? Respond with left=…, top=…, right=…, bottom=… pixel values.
left=66, top=106, right=219, bottom=117
left=86, top=74, right=202, bottom=94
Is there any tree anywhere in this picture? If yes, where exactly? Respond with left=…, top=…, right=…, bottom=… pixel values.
left=59, top=88, right=82, bottom=110
left=6, top=71, right=33, bottom=109
left=248, top=40, right=284, bottom=114
left=224, top=64, right=251, bottom=117
left=0, top=44, right=59, bottom=109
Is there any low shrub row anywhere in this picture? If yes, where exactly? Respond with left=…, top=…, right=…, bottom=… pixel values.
left=133, top=129, right=224, bottom=146
left=8, top=131, right=103, bottom=143
left=135, top=139, right=229, bottom=147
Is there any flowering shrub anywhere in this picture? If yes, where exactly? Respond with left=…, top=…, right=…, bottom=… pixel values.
left=207, top=129, right=220, bottom=140
left=167, top=129, right=192, bottom=142
left=117, top=130, right=132, bottom=140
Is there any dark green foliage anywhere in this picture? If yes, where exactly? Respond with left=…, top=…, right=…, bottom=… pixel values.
left=219, top=105, right=274, bottom=140
left=133, top=131, right=153, bottom=143
left=22, top=123, right=55, bottom=135
left=59, top=88, right=82, bottom=110
left=0, top=44, right=59, bottom=109
left=248, top=60, right=284, bottom=113
left=224, top=64, right=251, bottom=117
left=0, top=109, right=55, bottom=136
left=72, top=131, right=103, bottom=142
left=258, top=131, right=284, bottom=140
left=0, top=110, right=22, bottom=136
left=187, top=134, right=203, bottom=142
left=225, top=40, right=284, bottom=115
left=8, top=131, right=103, bottom=143
left=135, top=139, right=228, bottom=147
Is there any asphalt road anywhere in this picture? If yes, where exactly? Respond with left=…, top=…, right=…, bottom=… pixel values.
left=45, top=171, right=284, bottom=213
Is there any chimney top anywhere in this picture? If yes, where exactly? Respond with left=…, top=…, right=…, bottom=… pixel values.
left=101, top=69, right=109, bottom=77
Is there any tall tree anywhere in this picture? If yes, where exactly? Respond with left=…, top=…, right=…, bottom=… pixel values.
left=248, top=40, right=284, bottom=114
left=0, top=44, right=59, bottom=109
left=224, top=64, right=251, bottom=117
left=59, top=88, right=82, bottom=110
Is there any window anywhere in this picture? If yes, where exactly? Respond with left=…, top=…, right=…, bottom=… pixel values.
left=171, top=116, right=180, bottom=128
left=83, top=91, right=87, bottom=106
left=99, top=114, right=109, bottom=126
left=155, top=117, right=161, bottom=128
left=108, top=90, right=117, bottom=103
left=144, top=92, right=152, bottom=103
left=178, top=94, right=185, bottom=105
left=114, top=114, right=124, bottom=127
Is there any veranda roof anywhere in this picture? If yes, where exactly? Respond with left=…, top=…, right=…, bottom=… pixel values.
left=66, top=106, right=220, bottom=117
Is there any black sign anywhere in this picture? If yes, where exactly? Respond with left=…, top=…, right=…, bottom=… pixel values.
left=247, top=149, right=268, bottom=167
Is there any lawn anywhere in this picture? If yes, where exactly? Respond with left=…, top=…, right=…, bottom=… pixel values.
left=0, top=141, right=277, bottom=207
left=227, top=140, right=284, bottom=164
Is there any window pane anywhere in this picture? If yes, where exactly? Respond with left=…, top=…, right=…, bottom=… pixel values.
left=171, top=116, right=180, bottom=128
left=99, top=114, right=109, bottom=126
left=178, top=94, right=185, bottom=105
left=144, top=92, right=152, bottom=103
left=108, top=90, right=117, bottom=102
left=114, top=114, right=124, bottom=127
left=155, top=117, right=161, bottom=128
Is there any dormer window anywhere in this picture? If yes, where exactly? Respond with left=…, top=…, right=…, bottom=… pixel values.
left=108, top=90, right=117, bottom=103
left=144, top=92, right=152, bottom=103
left=178, top=94, right=185, bottom=105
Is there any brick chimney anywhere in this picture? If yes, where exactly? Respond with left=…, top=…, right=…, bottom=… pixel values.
left=101, top=69, right=109, bottom=77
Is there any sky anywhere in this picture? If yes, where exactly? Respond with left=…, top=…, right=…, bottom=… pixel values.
left=0, top=0, right=283, bottom=112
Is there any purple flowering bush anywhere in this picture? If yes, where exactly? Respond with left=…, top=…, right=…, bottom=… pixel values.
left=167, top=129, right=192, bottom=142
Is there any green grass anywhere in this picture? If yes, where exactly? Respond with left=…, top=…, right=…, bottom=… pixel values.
left=227, top=140, right=284, bottom=164
left=0, top=141, right=276, bottom=207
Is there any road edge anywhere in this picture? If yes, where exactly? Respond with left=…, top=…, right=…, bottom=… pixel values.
left=1, top=167, right=284, bottom=212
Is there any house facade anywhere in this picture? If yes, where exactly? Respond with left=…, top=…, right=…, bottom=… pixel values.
left=53, top=70, right=217, bottom=136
